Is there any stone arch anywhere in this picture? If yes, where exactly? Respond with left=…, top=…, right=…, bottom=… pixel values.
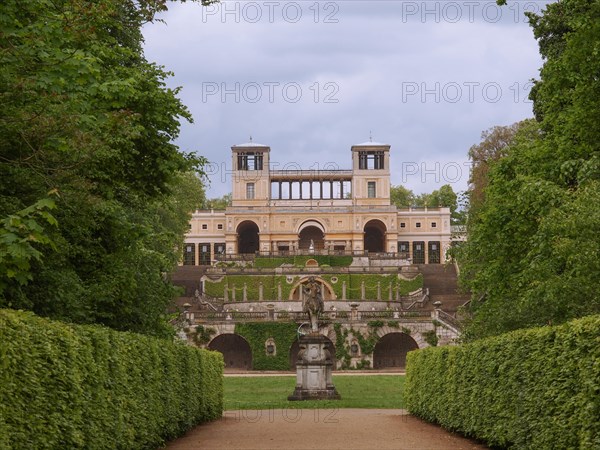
left=297, top=220, right=326, bottom=251
left=236, top=220, right=259, bottom=254
left=288, top=335, right=336, bottom=370
left=208, top=333, right=252, bottom=370
left=288, top=276, right=336, bottom=301
left=410, top=331, right=428, bottom=348
left=372, top=332, right=419, bottom=369
left=297, top=219, right=326, bottom=234
left=374, top=325, right=428, bottom=348
left=364, top=219, right=387, bottom=253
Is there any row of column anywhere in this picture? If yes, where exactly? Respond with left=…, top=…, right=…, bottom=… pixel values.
left=271, top=180, right=350, bottom=200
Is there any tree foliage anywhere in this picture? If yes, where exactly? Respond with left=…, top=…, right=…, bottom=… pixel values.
left=390, top=184, right=461, bottom=222
left=460, top=0, right=600, bottom=340
left=0, top=0, right=208, bottom=336
left=390, top=185, right=414, bottom=208
left=0, top=196, right=57, bottom=292
left=467, top=120, right=532, bottom=211
left=205, top=193, right=232, bottom=209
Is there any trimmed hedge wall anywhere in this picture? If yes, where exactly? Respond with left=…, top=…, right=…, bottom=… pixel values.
left=405, top=315, right=600, bottom=449
left=0, top=309, right=224, bottom=450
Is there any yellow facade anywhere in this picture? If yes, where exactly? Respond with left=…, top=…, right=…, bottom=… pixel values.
left=183, top=141, right=452, bottom=265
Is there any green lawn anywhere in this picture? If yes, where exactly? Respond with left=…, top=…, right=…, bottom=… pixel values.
left=224, top=375, right=405, bottom=410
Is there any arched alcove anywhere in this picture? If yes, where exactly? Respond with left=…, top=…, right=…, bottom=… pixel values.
left=298, top=220, right=325, bottom=251
left=288, top=276, right=336, bottom=301
left=372, top=332, right=418, bottom=369
left=208, top=334, right=252, bottom=370
left=364, top=219, right=387, bottom=253
left=236, top=221, right=259, bottom=254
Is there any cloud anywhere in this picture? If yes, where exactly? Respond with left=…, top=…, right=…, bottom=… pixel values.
left=143, top=1, right=549, bottom=197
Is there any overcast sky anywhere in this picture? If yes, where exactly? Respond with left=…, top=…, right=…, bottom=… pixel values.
left=143, top=0, right=551, bottom=198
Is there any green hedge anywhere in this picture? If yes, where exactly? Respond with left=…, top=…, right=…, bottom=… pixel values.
left=405, top=315, right=600, bottom=449
left=235, top=322, right=298, bottom=370
left=253, top=255, right=353, bottom=268
left=0, top=309, right=224, bottom=450
left=254, top=257, right=294, bottom=268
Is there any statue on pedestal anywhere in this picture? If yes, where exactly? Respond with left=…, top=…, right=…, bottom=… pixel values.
left=302, top=276, right=323, bottom=333
left=289, top=276, right=340, bottom=401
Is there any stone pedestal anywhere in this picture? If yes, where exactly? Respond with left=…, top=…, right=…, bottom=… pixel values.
left=288, top=334, right=341, bottom=401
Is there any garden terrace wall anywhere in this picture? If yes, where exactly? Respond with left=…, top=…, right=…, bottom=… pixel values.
left=204, top=273, right=423, bottom=301
left=253, top=255, right=353, bottom=268
left=405, top=315, right=600, bottom=449
left=0, top=309, right=224, bottom=450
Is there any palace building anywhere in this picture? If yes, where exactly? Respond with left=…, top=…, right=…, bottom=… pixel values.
left=175, top=140, right=465, bottom=370
left=183, top=140, right=452, bottom=265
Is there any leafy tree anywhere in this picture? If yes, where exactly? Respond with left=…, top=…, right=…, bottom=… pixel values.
left=429, top=185, right=458, bottom=217
left=390, top=185, right=414, bottom=208
left=467, top=121, right=533, bottom=211
left=411, top=192, right=430, bottom=208
left=391, top=184, right=461, bottom=222
left=0, top=196, right=57, bottom=294
left=0, top=0, right=209, bottom=336
left=460, top=0, right=600, bottom=340
left=206, top=193, right=232, bottom=209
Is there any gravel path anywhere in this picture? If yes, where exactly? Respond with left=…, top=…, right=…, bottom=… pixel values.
left=166, top=409, right=487, bottom=449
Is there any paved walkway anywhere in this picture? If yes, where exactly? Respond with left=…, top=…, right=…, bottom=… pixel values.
left=166, top=409, right=488, bottom=449
left=224, top=370, right=405, bottom=377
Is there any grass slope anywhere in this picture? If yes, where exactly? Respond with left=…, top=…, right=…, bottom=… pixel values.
left=224, top=375, right=405, bottom=410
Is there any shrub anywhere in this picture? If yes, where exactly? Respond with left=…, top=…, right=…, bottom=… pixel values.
left=422, top=329, right=438, bottom=347
left=405, top=315, right=600, bottom=449
left=355, top=359, right=371, bottom=370
left=330, top=255, right=353, bottom=267
left=0, top=309, right=224, bottom=449
left=367, top=320, right=384, bottom=329
left=254, top=257, right=294, bottom=268
left=252, top=255, right=353, bottom=268
left=194, top=325, right=216, bottom=345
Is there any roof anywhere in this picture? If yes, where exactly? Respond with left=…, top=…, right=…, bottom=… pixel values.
left=354, top=141, right=389, bottom=147
left=232, top=142, right=268, bottom=148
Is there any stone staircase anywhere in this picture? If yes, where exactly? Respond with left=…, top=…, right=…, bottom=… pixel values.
left=418, top=264, right=471, bottom=314
left=171, top=266, right=206, bottom=296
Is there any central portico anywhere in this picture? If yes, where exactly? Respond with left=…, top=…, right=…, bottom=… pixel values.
left=226, top=139, right=399, bottom=256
